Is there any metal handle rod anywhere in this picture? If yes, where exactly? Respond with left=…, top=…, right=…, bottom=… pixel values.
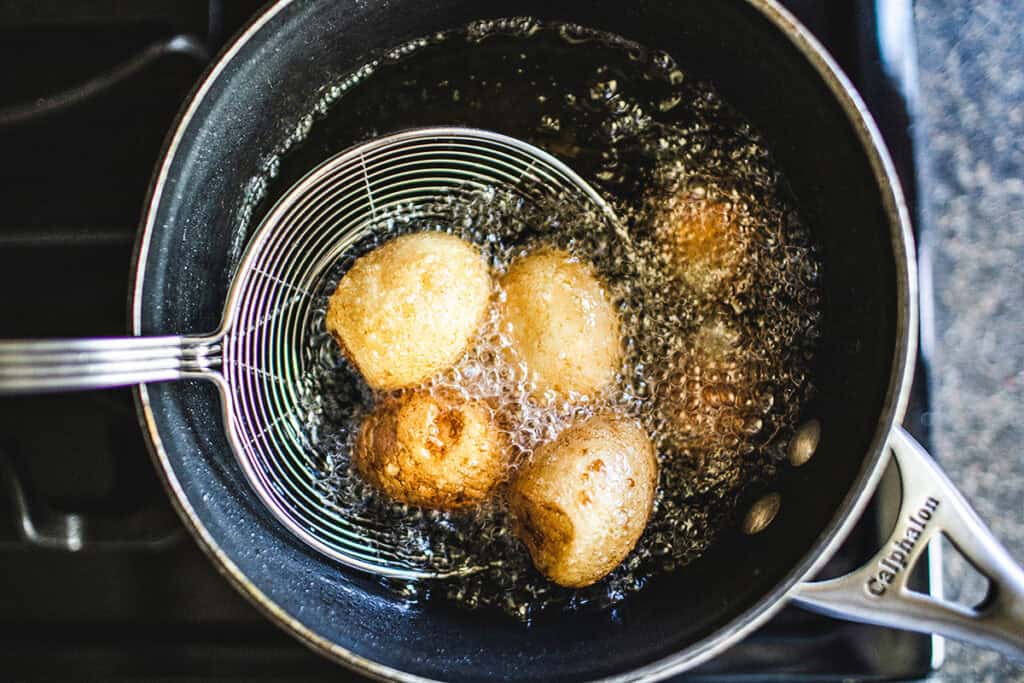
left=793, top=426, right=1024, bottom=661
left=0, top=335, right=220, bottom=394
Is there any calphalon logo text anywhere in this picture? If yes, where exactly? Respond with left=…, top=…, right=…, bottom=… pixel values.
left=866, top=496, right=940, bottom=596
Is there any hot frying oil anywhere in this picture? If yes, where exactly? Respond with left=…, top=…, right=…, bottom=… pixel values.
left=251, top=19, right=823, bottom=621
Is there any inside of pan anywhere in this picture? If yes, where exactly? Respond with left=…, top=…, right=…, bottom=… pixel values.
left=138, top=1, right=902, bottom=680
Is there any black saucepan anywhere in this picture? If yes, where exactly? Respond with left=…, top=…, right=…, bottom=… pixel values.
left=2, top=0, right=1021, bottom=680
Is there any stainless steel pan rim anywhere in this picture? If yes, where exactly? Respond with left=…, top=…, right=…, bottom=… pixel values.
left=131, top=0, right=918, bottom=681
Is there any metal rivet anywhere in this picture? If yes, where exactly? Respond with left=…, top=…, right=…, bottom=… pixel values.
left=788, top=418, right=821, bottom=467
left=743, top=493, right=781, bottom=535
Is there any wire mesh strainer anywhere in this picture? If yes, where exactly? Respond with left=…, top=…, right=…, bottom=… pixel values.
left=0, top=127, right=619, bottom=578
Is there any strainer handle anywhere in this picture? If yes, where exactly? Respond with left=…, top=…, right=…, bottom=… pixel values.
left=0, top=335, right=221, bottom=394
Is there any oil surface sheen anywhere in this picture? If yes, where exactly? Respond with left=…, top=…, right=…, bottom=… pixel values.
left=241, top=19, right=823, bottom=621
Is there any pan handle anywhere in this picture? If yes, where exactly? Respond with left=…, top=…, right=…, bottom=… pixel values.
left=0, top=335, right=221, bottom=394
left=792, top=426, right=1024, bottom=660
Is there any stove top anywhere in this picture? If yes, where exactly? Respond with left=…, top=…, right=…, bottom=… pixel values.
left=0, top=2, right=940, bottom=680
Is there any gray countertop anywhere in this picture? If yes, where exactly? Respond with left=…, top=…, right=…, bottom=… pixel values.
left=915, top=0, right=1024, bottom=680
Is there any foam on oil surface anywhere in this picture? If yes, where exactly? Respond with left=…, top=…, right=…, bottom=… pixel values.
left=279, top=19, right=823, bottom=621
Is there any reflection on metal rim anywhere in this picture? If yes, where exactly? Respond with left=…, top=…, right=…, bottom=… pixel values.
left=131, top=0, right=918, bottom=681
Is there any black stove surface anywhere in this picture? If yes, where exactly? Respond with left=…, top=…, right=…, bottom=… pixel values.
left=0, top=2, right=939, bottom=680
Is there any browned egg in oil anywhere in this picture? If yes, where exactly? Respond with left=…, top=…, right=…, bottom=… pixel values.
left=660, top=317, right=774, bottom=494
left=326, top=232, right=491, bottom=390
left=353, top=389, right=508, bottom=510
left=655, top=192, right=750, bottom=298
left=509, top=414, right=657, bottom=588
left=500, top=247, right=622, bottom=401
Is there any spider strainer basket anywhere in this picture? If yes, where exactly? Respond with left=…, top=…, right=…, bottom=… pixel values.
left=219, top=127, right=619, bottom=578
